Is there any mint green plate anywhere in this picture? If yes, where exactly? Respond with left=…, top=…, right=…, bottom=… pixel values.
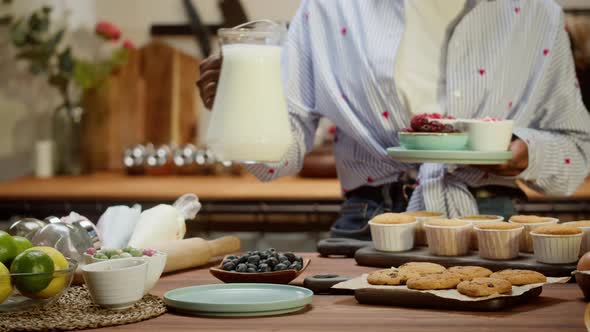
left=163, top=283, right=313, bottom=317
left=399, top=132, right=468, bottom=151
left=387, top=147, right=512, bottom=165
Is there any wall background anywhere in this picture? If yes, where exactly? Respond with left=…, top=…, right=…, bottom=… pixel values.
left=0, top=0, right=586, bottom=180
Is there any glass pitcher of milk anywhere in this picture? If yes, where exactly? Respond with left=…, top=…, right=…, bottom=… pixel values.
left=205, top=20, right=293, bottom=162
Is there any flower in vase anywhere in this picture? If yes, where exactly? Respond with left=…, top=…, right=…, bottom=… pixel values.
left=95, top=21, right=121, bottom=41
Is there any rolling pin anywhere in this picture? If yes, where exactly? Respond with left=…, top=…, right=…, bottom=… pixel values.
left=153, top=236, right=241, bottom=273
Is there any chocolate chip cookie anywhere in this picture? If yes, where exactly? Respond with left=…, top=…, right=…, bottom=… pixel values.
left=457, top=277, right=512, bottom=297
left=489, top=269, right=547, bottom=286
left=367, top=269, right=419, bottom=285
left=448, top=266, right=493, bottom=281
left=406, top=272, right=462, bottom=290
left=398, top=262, right=447, bottom=275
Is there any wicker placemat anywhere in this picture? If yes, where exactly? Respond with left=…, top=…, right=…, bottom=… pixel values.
left=0, top=286, right=167, bottom=331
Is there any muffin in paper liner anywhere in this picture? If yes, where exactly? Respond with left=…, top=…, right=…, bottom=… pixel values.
left=369, top=213, right=418, bottom=252
left=424, top=220, right=472, bottom=256
left=531, top=231, right=582, bottom=264
left=508, top=216, right=558, bottom=253
left=402, top=211, right=446, bottom=246
left=475, top=223, right=523, bottom=260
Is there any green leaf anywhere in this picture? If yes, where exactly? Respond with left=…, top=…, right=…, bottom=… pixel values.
left=58, top=47, right=74, bottom=74
left=45, top=28, right=64, bottom=54
left=10, top=22, right=27, bottom=46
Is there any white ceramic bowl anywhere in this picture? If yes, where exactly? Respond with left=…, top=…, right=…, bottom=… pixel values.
left=456, top=215, right=504, bottom=250
left=84, top=251, right=167, bottom=295
left=462, top=119, right=514, bottom=152
left=82, top=258, right=147, bottom=310
left=530, top=232, right=582, bottom=264
left=508, top=217, right=559, bottom=253
left=475, top=225, right=523, bottom=260
left=369, top=219, right=418, bottom=252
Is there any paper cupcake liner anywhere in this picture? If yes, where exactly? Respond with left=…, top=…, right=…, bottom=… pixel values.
left=476, top=228, right=522, bottom=260
left=564, top=223, right=590, bottom=256
left=509, top=219, right=558, bottom=253
left=411, top=215, right=445, bottom=246
left=531, top=233, right=582, bottom=264
left=463, top=220, right=501, bottom=250
left=424, top=224, right=471, bottom=256
left=369, top=221, right=417, bottom=252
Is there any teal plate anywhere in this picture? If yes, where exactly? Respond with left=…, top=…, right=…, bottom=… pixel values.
left=387, top=147, right=513, bottom=165
left=170, top=306, right=307, bottom=317
left=163, top=283, right=313, bottom=317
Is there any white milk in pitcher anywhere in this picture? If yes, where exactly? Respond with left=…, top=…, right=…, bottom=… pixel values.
left=206, top=44, right=293, bottom=162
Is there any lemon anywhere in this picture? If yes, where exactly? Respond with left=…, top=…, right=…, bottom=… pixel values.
left=10, top=250, right=54, bottom=294
left=13, top=236, right=32, bottom=256
left=0, top=231, right=17, bottom=265
left=25, top=246, right=69, bottom=299
left=0, top=262, right=12, bottom=304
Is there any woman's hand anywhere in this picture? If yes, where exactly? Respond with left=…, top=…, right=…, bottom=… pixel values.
left=196, top=54, right=222, bottom=109
left=476, top=139, right=529, bottom=176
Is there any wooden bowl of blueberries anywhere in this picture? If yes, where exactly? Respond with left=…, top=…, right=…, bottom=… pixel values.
left=209, top=249, right=310, bottom=284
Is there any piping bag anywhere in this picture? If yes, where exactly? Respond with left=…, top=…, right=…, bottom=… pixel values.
left=128, top=193, right=202, bottom=248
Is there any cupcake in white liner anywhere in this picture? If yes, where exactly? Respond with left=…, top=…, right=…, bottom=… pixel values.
left=402, top=211, right=445, bottom=246
left=531, top=224, right=583, bottom=264
left=564, top=220, right=590, bottom=256
left=475, top=222, right=523, bottom=260
left=424, top=219, right=472, bottom=256
left=369, top=213, right=418, bottom=252
left=456, top=215, right=504, bottom=250
left=508, top=215, right=559, bottom=253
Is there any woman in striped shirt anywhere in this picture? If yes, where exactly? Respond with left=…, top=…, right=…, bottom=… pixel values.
left=198, top=0, right=590, bottom=240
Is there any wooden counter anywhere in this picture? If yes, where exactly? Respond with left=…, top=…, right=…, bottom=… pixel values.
left=88, top=254, right=587, bottom=332
left=0, top=173, right=588, bottom=202
left=0, top=173, right=342, bottom=202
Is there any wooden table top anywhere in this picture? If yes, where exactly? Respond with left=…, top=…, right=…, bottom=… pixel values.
left=88, top=254, right=587, bottom=332
left=0, top=172, right=588, bottom=202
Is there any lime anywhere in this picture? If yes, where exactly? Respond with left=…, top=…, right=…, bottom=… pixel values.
left=13, top=236, right=33, bottom=255
left=0, top=231, right=17, bottom=265
left=28, top=246, right=68, bottom=270
left=10, top=250, right=54, bottom=294
left=23, top=247, right=69, bottom=299
left=0, top=262, right=12, bottom=304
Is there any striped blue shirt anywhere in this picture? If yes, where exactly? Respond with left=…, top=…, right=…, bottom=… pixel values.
left=248, top=0, right=590, bottom=217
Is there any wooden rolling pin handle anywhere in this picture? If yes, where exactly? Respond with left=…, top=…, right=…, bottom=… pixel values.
left=208, top=236, right=241, bottom=258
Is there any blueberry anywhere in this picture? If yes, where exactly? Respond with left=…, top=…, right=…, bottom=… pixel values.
left=274, top=263, right=287, bottom=271
left=269, top=248, right=276, bottom=252
left=247, top=263, right=257, bottom=270
left=278, top=255, right=289, bottom=263
left=247, top=268, right=257, bottom=273
left=295, top=256, right=303, bottom=263
left=226, top=255, right=237, bottom=260
left=252, top=251, right=260, bottom=256
left=258, top=263, right=270, bottom=272
left=236, top=263, right=248, bottom=272
left=247, top=255, right=260, bottom=265
left=288, top=262, right=298, bottom=270
left=223, top=262, right=236, bottom=271
left=237, top=256, right=248, bottom=264
left=259, top=259, right=267, bottom=265
left=284, top=252, right=296, bottom=261
left=260, top=252, right=268, bottom=259
left=267, top=257, right=279, bottom=267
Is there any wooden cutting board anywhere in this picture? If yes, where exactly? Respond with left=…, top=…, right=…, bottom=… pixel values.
left=354, top=286, right=543, bottom=311
left=354, top=246, right=577, bottom=278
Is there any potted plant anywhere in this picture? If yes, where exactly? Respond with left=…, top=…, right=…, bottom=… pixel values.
left=1, top=4, right=134, bottom=175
